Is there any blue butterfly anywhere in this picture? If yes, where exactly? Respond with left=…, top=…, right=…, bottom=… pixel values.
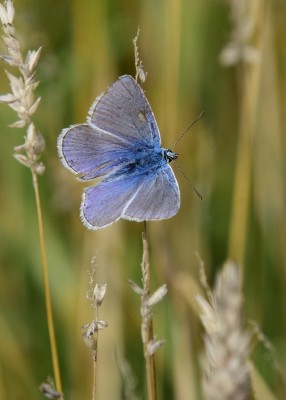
left=57, top=75, right=180, bottom=229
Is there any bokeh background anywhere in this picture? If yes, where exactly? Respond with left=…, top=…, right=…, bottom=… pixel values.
left=0, top=0, right=286, bottom=399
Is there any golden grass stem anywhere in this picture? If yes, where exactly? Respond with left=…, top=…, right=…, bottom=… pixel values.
left=92, top=357, right=97, bottom=400
left=228, top=1, right=267, bottom=265
left=227, top=64, right=256, bottom=265
left=32, top=170, right=63, bottom=397
left=142, top=221, right=157, bottom=400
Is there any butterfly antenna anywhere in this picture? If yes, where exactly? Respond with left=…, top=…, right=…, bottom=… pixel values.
left=172, top=111, right=204, bottom=148
left=174, top=161, right=202, bottom=200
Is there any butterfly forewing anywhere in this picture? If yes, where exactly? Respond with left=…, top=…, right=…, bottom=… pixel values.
left=58, top=123, right=136, bottom=180
left=88, top=75, right=161, bottom=147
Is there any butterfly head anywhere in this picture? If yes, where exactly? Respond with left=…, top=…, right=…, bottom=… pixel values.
left=164, top=148, right=178, bottom=163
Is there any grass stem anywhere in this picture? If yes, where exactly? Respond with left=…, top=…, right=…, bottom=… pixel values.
left=32, top=169, right=63, bottom=397
left=142, top=221, right=157, bottom=400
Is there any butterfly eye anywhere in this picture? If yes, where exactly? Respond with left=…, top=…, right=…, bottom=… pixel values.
left=164, top=149, right=178, bottom=163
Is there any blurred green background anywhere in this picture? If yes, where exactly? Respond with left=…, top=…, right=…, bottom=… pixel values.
left=0, top=0, right=286, bottom=399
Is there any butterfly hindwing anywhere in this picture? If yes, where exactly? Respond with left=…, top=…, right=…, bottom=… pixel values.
left=123, top=164, right=180, bottom=221
left=81, top=173, right=144, bottom=229
left=80, top=164, right=180, bottom=229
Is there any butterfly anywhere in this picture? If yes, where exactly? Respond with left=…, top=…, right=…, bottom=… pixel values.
left=57, top=75, right=180, bottom=229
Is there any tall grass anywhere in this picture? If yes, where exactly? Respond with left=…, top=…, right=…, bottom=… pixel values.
left=0, top=0, right=286, bottom=399
left=0, top=1, right=62, bottom=397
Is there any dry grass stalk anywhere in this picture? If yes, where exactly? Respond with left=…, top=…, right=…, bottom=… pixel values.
left=129, top=222, right=167, bottom=400
left=133, top=27, right=146, bottom=83
left=82, top=261, right=108, bottom=400
left=128, top=36, right=163, bottom=400
left=197, top=261, right=251, bottom=400
left=0, top=1, right=62, bottom=396
left=0, top=0, right=44, bottom=174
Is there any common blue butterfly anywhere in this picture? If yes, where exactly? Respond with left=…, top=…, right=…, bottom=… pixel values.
left=57, top=75, right=180, bottom=229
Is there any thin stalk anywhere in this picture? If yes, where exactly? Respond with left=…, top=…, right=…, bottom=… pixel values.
left=0, top=1, right=63, bottom=396
left=92, top=352, right=97, bottom=400
left=227, top=1, right=267, bottom=265
left=92, top=305, right=99, bottom=400
left=32, top=170, right=63, bottom=397
left=141, top=221, right=157, bottom=400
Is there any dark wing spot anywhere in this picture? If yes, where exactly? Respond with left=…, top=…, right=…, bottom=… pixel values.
left=138, top=112, right=147, bottom=123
